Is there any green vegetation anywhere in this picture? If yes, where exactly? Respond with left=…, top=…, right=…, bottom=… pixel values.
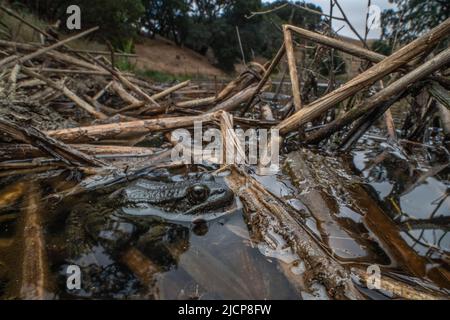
left=11, top=0, right=145, bottom=50
left=143, top=0, right=324, bottom=71
left=136, top=69, right=192, bottom=83
left=382, top=0, right=450, bottom=45
left=12, top=0, right=325, bottom=72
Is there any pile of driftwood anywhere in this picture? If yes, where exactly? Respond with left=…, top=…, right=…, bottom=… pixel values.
left=0, top=4, right=449, bottom=300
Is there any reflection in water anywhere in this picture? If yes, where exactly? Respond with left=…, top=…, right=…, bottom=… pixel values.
left=0, top=134, right=448, bottom=299
left=352, top=137, right=449, bottom=278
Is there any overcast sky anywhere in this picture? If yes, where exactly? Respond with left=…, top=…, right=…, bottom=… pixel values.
left=266, top=0, right=397, bottom=39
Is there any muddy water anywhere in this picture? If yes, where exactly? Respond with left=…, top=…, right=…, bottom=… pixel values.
left=0, top=135, right=448, bottom=299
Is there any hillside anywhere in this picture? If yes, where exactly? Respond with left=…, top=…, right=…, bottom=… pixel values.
left=135, top=37, right=226, bottom=79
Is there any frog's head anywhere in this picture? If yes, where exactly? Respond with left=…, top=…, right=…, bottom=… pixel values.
left=119, top=175, right=236, bottom=222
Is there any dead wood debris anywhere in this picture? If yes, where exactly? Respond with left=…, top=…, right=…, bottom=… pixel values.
left=0, top=5, right=449, bottom=300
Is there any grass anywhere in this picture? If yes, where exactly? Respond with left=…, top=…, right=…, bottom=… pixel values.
left=0, top=3, right=106, bottom=51
left=136, top=69, right=193, bottom=83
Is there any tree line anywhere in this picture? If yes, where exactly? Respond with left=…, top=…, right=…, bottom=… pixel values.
left=9, top=0, right=450, bottom=72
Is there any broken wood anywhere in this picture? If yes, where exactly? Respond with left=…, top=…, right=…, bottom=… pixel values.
left=284, top=26, right=302, bottom=111
left=18, top=186, right=51, bottom=299
left=21, top=67, right=108, bottom=119
left=0, top=116, right=106, bottom=167
left=305, top=46, right=450, bottom=144
left=277, top=18, right=450, bottom=135
left=46, top=113, right=218, bottom=144
left=0, top=27, right=99, bottom=70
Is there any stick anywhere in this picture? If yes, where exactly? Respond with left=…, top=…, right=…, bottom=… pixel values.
left=0, top=27, right=99, bottom=70
left=243, top=43, right=285, bottom=114
left=46, top=113, right=218, bottom=144
left=286, top=25, right=385, bottom=63
left=0, top=116, right=106, bottom=167
left=305, top=46, right=450, bottom=144
left=276, top=18, right=450, bottom=135
left=0, top=144, right=156, bottom=161
left=284, top=26, right=302, bottom=111
left=21, top=67, right=107, bottom=119
left=18, top=186, right=50, bottom=299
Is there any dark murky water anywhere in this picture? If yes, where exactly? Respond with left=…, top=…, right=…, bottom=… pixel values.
left=0, top=132, right=448, bottom=299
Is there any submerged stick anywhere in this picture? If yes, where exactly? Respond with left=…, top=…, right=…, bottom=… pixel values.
left=18, top=186, right=50, bottom=299
left=225, top=168, right=364, bottom=300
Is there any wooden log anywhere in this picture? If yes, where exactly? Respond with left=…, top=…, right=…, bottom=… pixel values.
left=121, top=247, right=159, bottom=287
left=284, top=26, right=302, bottom=111
left=0, top=27, right=99, bottom=70
left=0, top=144, right=156, bottom=161
left=209, top=84, right=260, bottom=113
left=150, top=80, right=190, bottom=101
left=46, top=113, right=217, bottom=144
left=286, top=25, right=386, bottom=63
left=111, top=81, right=141, bottom=105
left=175, top=96, right=216, bottom=108
left=0, top=116, right=106, bottom=167
left=21, top=67, right=107, bottom=119
left=225, top=168, right=363, bottom=300
left=277, top=18, right=450, bottom=135
left=133, top=80, right=192, bottom=115
left=305, top=46, right=450, bottom=144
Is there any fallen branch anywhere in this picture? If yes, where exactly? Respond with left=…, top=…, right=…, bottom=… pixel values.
left=0, top=116, right=106, bottom=167
left=276, top=18, right=450, bottom=135
left=46, top=113, right=218, bottom=144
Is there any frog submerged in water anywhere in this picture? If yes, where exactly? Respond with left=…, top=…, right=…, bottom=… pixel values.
left=118, top=175, right=235, bottom=222
left=65, top=174, right=236, bottom=259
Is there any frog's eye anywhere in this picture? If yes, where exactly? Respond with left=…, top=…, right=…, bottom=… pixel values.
left=188, top=184, right=210, bottom=204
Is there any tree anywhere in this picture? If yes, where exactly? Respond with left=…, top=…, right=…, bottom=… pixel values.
left=12, top=0, right=145, bottom=49
left=382, top=0, right=450, bottom=44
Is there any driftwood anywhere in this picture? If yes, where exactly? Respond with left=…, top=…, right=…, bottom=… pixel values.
left=283, top=26, right=302, bottom=111
left=305, top=46, right=450, bottom=144
left=276, top=18, right=450, bottom=135
left=0, top=144, right=156, bottom=161
left=0, top=117, right=106, bottom=167
left=352, top=268, right=448, bottom=300
left=286, top=25, right=385, bottom=63
left=21, top=67, right=108, bottom=119
left=18, top=186, right=50, bottom=299
left=0, top=27, right=99, bottom=70
left=225, top=168, right=363, bottom=300
left=46, top=113, right=218, bottom=144
left=0, top=181, right=25, bottom=209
